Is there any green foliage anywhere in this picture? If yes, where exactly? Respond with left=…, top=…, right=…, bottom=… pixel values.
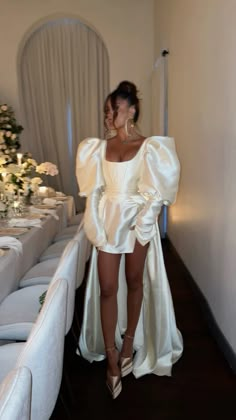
left=39, top=290, right=47, bottom=312
left=0, top=104, right=24, bottom=163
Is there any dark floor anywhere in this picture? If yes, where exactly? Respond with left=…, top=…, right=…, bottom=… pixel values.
left=51, top=239, right=236, bottom=420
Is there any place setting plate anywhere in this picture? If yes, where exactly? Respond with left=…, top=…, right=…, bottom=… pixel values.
left=24, top=213, right=46, bottom=220
left=54, top=196, right=68, bottom=201
left=33, top=204, right=57, bottom=210
left=0, top=227, right=29, bottom=236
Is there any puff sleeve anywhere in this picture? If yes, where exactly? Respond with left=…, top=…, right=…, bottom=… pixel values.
left=135, top=137, right=180, bottom=246
left=76, top=138, right=107, bottom=247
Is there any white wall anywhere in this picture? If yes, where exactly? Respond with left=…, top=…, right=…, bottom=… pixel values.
left=0, top=0, right=154, bottom=136
left=154, top=0, right=236, bottom=353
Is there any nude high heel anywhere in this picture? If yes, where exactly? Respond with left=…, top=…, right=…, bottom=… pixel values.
left=106, top=346, right=122, bottom=399
left=120, top=334, right=134, bottom=377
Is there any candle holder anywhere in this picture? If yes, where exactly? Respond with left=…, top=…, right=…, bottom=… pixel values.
left=38, top=186, right=48, bottom=198
left=17, top=153, right=23, bottom=166
left=12, top=199, right=21, bottom=216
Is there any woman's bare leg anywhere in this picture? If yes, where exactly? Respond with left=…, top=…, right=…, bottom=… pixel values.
left=97, top=250, right=121, bottom=376
left=122, top=241, right=149, bottom=357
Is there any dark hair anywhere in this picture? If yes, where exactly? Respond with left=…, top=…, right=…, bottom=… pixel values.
left=103, top=93, right=111, bottom=130
left=103, top=93, right=111, bottom=113
left=110, top=80, right=140, bottom=123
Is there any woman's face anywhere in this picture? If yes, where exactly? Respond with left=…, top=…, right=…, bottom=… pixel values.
left=104, top=98, right=115, bottom=130
left=113, top=98, right=134, bottom=129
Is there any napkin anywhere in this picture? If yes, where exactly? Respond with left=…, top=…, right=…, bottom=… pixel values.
left=8, top=218, right=42, bottom=228
left=43, top=198, right=63, bottom=205
left=56, top=191, right=66, bottom=197
left=0, top=236, right=23, bottom=255
left=29, top=206, right=59, bottom=221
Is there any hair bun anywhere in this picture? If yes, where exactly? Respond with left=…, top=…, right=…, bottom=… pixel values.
left=117, top=80, right=138, bottom=96
left=111, top=80, right=140, bottom=123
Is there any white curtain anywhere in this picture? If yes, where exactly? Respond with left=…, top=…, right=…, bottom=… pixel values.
left=18, top=19, right=109, bottom=211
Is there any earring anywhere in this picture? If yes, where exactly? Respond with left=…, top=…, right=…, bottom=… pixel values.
left=125, top=118, right=135, bottom=137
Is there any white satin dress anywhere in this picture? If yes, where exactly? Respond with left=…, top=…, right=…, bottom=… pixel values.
left=76, top=136, right=183, bottom=378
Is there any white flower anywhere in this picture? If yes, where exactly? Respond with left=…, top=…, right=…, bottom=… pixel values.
left=27, top=158, right=37, bottom=167
left=5, top=163, right=20, bottom=175
left=0, top=156, right=8, bottom=165
left=5, top=183, right=15, bottom=193
left=6, top=131, right=11, bottom=137
left=0, top=167, right=8, bottom=174
left=1, top=105, right=8, bottom=111
left=11, top=134, right=17, bottom=140
left=31, top=177, right=43, bottom=185
left=36, top=162, right=59, bottom=176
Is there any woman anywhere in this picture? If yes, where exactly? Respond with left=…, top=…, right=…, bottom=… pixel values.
left=104, top=93, right=117, bottom=140
left=76, top=81, right=183, bottom=399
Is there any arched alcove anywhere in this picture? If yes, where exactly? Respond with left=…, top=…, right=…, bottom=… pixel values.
left=17, top=15, right=109, bottom=210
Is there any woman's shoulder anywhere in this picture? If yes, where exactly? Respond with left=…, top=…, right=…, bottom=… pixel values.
left=78, top=137, right=105, bottom=149
left=77, top=137, right=105, bottom=154
left=76, top=137, right=106, bottom=165
left=144, top=135, right=175, bottom=147
left=141, top=135, right=176, bottom=155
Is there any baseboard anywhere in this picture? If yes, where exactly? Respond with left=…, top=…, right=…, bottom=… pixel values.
left=165, top=236, right=236, bottom=374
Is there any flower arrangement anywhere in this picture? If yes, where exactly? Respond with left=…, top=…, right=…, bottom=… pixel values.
left=0, top=103, right=58, bottom=200
left=0, top=104, right=23, bottom=161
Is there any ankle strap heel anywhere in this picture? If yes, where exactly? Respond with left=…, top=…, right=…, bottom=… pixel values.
left=120, top=334, right=134, bottom=378
left=105, top=346, right=122, bottom=399
left=124, top=334, right=134, bottom=340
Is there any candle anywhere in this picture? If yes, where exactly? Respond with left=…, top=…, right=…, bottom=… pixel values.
left=38, top=186, right=48, bottom=197
left=13, top=199, right=20, bottom=216
left=13, top=200, right=20, bottom=209
left=17, top=153, right=23, bottom=166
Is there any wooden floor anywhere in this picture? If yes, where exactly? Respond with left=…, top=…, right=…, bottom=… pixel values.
left=51, top=239, right=236, bottom=420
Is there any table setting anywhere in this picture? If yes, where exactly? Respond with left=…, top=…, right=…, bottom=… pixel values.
left=8, top=218, right=42, bottom=228
left=0, top=197, right=72, bottom=303
left=0, top=102, right=76, bottom=304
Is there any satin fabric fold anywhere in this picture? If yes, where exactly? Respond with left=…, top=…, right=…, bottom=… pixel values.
left=78, top=224, right=183, bottom=377
left=84, top=190, right=107, bottom=248
left=76, top=136, right=183, bottom=377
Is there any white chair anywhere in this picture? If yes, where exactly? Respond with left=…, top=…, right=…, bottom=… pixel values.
left=39, top=215, right=83, bottom=259
left=68, top=212, right=84, bottom=226
left=19, top=223, right=91, bottom=290
left=39, top=238, right=70, bottom=262
left=74, top=226, right=92, bottom=289
left=0, top=239, right=79, bottom=341
left=0, top=278, right=67, bottom=420
left=19, top=257, right=60, bottom=288
left=0, top=366, right=32, bottom=420
left=53, top=224, right=79, bottom=242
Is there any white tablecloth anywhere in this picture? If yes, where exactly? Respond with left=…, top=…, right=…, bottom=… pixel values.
left=0, top=197, right=74, bottom=303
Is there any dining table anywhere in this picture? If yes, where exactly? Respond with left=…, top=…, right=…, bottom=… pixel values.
left=0, top=195, right=75, bottom=304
